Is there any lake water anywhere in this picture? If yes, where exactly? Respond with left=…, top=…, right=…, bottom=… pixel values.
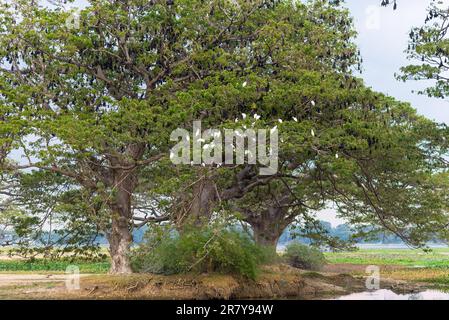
left=355, top=243, right=448, bottom=250
left=277, top=243, right=448, bottom=252
left=335, top=289, right=449, bottom=300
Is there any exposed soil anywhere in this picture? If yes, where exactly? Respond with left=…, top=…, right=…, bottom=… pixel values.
left=0, top=273, right=75, bottom=286
left=0, top=264, right=429, bottom=300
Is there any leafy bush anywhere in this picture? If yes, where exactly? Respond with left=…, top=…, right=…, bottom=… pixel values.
left=131, top=224, right=271, bottom=280
left=284, top=243, right=326, bottom=270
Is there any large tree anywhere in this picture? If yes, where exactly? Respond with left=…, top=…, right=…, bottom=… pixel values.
left=2, top=0, right=448, bottom=273
left=141, top=0, right=449, bottom=254
left=165, top=0, right=449, bottom=251
left=0, top=0, right=283, bottom=272
left=223, top=92, right=449, bottom=252
left=0, top=0, right=363, bottom=272
left=169, top=0, right=363, bottom=226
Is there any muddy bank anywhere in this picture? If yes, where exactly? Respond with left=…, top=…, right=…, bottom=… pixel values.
left=0, top=264, right=427, bottom=300
left=57, top=265, right=356, bottom=300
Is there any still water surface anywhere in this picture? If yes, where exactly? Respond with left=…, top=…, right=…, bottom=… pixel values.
left=335, top=289, right=449, bottom=300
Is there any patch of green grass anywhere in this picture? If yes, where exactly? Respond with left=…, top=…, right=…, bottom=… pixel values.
left=324, top=248, right=449, bottom=268
left=0, top=259, right=110, bottom=273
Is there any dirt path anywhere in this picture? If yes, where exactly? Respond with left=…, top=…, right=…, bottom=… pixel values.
left=0, top=273, right=93, bottom=299
left=0, top=274, right=72, bottom=286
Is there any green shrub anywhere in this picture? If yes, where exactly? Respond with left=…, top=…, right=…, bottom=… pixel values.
left=131, top=224, right=271, bottom=280
left=284, top=243, right=326, bottom=270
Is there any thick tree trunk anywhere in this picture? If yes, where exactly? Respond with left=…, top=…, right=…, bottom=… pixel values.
left=244, top=206, right=293, bottom=256
left=250, top=219, right=284, bottom=255
left=107, top=177, right=134, bottom=274
left=189, top=178, right=217, bottom=226
left=177, top=166, right=258, bottom=227
left=108, top=215, right=133, bottom=274
left=179, top=167, right=255, bottom=228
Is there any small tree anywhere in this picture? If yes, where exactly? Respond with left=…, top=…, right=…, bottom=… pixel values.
left=397, top=0, right=449, bottom=98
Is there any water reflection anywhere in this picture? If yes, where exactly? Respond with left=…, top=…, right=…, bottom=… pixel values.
left=335, top=289, right=449, bottom=300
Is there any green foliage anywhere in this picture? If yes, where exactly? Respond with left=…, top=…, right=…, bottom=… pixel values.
left=397, top=1, right=449, bottom=98
left=284, top=243, right=326, bottom=270
left=1, top=171, right=108, bottom=260
left=0, top=0, right=449, bottom=270
left=131, top=224, right=271, bottom=279
left=0, top=0, right=365, bottom=265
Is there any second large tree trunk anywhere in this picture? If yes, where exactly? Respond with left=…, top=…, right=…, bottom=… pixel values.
left=252, top=223, right=282, bottom=250
left=250, top=218, right=284, bottom=255
left=188, top=178, right=217, bottom=226
left=244, top=206, right=293, bottom=256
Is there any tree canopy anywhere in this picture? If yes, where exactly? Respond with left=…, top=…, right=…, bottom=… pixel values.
left=396, top=0, right=449, bottom=99
left=0, top=0, right=448, bottom=273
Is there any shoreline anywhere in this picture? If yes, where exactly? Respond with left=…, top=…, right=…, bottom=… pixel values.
left=0, top=264, right=433, bottom=300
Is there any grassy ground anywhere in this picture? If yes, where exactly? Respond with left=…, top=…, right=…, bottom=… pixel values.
left=0, top=246, right=110, bottom=274
left=0, top=260, right=110, bottom=274
left=0, top=247, right=447, bottom=294
left=0, top=265, right=363, bottom=299
left=324, top=248, right=449, bottom=288
left=325, top=248, right=449, bottom=268
left=0, top=248, right=447, bottom=298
